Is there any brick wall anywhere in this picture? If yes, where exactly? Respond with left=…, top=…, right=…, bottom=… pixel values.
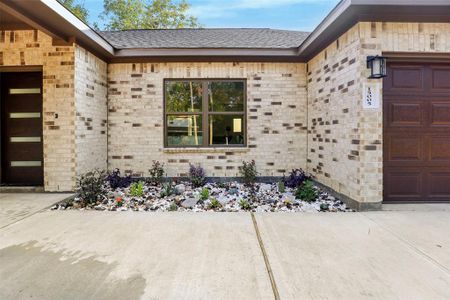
left=0, top=30, right=108, bottom=191
left=74, top=45, right=108, bottom=175
left=307, top=22, right=450, bottom=207
left=108, top=62, right=307, bottom=178
left=0, top=29, right=76, bottom=191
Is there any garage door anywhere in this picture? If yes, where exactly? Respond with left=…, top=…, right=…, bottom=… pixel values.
left=383, top=62, right=450, bottom=203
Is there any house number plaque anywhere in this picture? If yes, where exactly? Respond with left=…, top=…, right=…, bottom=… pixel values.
left=363, top=83, right=380, bottom=109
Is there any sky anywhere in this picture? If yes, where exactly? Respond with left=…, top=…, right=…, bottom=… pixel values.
left=83, top=0, right=340, bottom=32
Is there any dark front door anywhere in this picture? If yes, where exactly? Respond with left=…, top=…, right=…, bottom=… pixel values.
left=383, top=62, right=450, bottom=203
left=1, top=72, right=43, bottom=186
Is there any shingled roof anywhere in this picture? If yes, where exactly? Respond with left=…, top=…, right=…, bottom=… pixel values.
left=100, top=28, right=310, bottom=49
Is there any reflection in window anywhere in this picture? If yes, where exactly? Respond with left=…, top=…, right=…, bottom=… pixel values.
left=167, top=115, right=203, bottom=146
left=209, top=82, right=244, bottom=112
left=165, top=81, right=203, bottom=113
left=165, top=80, right=246, bottom=147
left=209, top=115, right=244, bottom=145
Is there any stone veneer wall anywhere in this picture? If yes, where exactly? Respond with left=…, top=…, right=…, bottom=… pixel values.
left=0, top=29, right=76, bottom=191
left=307, top=22, right=450, bottom=208
left=74, top=45, right=108, bottom=175
left=108, top=62, right=307, bottom=178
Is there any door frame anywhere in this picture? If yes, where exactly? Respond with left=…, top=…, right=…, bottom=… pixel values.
left=382, top=53, right=450, bottom=203
left=0, top=66, right=44, bottom=186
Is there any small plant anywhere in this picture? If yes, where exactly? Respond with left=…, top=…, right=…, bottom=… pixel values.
left=189, top=164, right=206, bottom=187
left=277, top=181, right=286, bottom=193
left=149, top=161, right=164, bottom=186
left=295, top=180, right=318, bottom=202
left=239, top=160, right=258, bottom=186
left=130, top=181, right=144, bottom=197
left=217, top=182, right=227, bottom=189
left=116, top=196, right=123, bottom=207
left=200, top=187, right=210, bottom=200
left=160, top=183, right=174, bottom=197
left=208, top=198, right=222, bottom=210
left=168, top=202, right=178, bottom=211
left=283, top=168, right=310, bottom=188
left=76, top=170, right=106, bottom=205
left=107, top=169, right=132, bottom=189
left=238, top=199, right=251, bottom=210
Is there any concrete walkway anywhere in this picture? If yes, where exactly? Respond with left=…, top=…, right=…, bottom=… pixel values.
left=0, top=196, right=449, bottom=300
left=0, top=193, right=72, bottom=228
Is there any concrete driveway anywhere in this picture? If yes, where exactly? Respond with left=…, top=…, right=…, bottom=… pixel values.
left=0, top=195, right=449, bottom=300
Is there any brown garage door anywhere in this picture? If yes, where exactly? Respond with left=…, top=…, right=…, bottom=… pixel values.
left=1, top=72, right=44, bottom=186
left=384, top=62, right=450, bottom=203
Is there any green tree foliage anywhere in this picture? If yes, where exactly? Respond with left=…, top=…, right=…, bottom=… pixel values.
left=101, top=0, right=200, bottom=30
left=58, top=0, right=89, bottom=23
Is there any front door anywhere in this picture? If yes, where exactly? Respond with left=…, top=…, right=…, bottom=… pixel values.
left=383, top=62, right=450, bottom=203
left=1, top=72, right=44, bottom=186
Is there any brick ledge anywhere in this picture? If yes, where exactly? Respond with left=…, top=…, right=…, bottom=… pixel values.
left=162, top=147, right=250, bottom=154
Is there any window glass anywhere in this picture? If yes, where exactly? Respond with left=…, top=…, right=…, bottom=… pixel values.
left=209, top=81, right=244, bottom=112
left=167, top=115, right=203, bottom=146
left=164, top=80, right=245, bottom=147
left=165, top=81, right=203, bottom=113
left=208, top=115, right=244, bottom=145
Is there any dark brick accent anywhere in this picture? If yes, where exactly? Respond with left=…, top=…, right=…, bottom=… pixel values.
left=364, top=145, right=377, bottom=150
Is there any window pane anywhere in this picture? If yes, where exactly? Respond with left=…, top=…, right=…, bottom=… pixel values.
left=208, top=115, right=244, bottom=145
left=167, top=115, right=203, bottom=146
left=209, top=81, right=244, bottom=112
left=165, top=81, right=203, bottom=112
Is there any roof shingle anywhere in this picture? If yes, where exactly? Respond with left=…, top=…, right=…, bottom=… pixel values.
left=100, top=28, right=310, bottom=49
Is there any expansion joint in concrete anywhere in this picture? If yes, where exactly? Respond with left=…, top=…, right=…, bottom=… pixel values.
left=251, top=213, right=280, bottom=300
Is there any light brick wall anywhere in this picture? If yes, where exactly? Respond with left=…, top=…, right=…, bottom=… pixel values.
left=307, top=22, right=450, bottom=206
left=74, top=45, right=108, bottom=175
left=108, top=62, right=307, bottom=178
left=0, top=29, right=76, bottom=191
left=0, top=30, right=108, bottom=191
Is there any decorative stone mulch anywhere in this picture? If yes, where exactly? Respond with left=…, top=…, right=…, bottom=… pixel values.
left=53, top=182, right=353, bottom=213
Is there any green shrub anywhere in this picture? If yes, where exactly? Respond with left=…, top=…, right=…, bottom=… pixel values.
left=239, top=160, right=258, bottom=186
left=208, top=198, right=222, bottom=210
left=277, top=181, right=285, bottom=193
left=130, top=181, right=144, bottom=197
left=76, top=170, right=106, bottom=205
left=160, top=183, right=174, bottom=197
left=200, top=187, right=210, bottom=200
left=149, top=161, right=165, bottom=186
left=238, top=199, right=251, bottom=210
left=168, top=202, right=178, bottom=211
left=295, top=180, right=318, bottom=202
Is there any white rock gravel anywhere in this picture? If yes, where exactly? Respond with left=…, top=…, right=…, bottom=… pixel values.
left=52, top=181, right=353, bottom=213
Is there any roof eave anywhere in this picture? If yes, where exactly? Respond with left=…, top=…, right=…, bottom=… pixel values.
left=1, top=0, right=114, bottom=60
left=111, top=48, right=303, bottom=63
left=299, top=0, right=450, bottom=61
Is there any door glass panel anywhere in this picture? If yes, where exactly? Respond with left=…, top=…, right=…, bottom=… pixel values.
left=9, top=88, right=41, bottom=94
left=10, top=112, right=41, bottom=119
left=10, top=137, right=41, bottom=143
left=11, top=161, right=42, bottom=167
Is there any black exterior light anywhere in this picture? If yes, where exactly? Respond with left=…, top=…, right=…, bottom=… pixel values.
left=367, top=55, right=387, bottom=79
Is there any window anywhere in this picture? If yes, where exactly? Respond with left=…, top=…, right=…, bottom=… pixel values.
left=164, top=79, right=246, bottom=147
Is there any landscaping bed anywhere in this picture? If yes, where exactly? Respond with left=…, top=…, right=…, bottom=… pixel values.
left=53, top=162, right=352, bottom=213
left=54, top=181, right=351, bottom=212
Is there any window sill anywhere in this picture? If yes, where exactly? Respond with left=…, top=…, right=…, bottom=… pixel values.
left=163, top=147, right=249, bottom=154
